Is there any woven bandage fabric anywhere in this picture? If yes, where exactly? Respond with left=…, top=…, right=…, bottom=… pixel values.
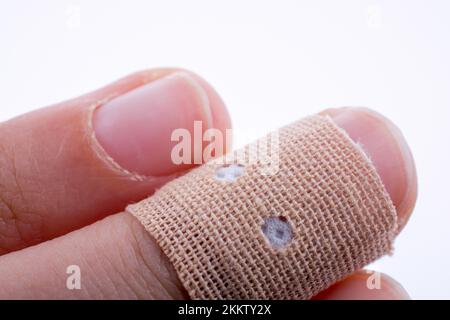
left=127, top=115, right=398, bottom=300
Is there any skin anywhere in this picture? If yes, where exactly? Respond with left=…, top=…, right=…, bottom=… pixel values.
left=0, top=69, right=417, bottom=299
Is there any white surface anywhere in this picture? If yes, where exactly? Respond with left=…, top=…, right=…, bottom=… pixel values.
left=1, top=0, right=449, bottom=299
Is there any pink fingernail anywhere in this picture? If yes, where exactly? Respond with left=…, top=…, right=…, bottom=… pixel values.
left=94, top=72, right=213, bottom=177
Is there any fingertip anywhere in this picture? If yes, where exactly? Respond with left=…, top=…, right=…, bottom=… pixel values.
left=313, top=270, right=411, bottom=300
left=322, top=107, right=418, bottom=230
left=94, top=69, right=232, bottom=177
left=178, top=70, right=233, bottom=147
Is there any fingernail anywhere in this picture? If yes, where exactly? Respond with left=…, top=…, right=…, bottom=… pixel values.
left=321, top=107, right=418, bottom=230
left=94, top=72, right=214, bottom=177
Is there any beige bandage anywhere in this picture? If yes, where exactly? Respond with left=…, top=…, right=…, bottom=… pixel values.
left=127, top=115, right=397, bottom=300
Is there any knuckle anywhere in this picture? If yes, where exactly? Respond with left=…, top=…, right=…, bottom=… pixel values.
left=0, top=138, right=43, bottom=253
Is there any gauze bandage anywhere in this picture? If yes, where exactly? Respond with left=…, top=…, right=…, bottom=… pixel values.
left=127, top=115, right=397, bottom=300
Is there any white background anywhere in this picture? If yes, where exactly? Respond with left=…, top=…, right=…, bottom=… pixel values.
left=1, top=0, right=449, bottom=299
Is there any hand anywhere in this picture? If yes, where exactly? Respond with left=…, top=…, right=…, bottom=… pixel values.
left=0, top=69, right=417, bottom=299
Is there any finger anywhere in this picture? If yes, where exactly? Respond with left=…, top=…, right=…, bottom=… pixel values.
left=312, top=270, right=410, bottom=300
left=0, top=69, right=231, bottom=254
left=321, top=107, right=418, bottom=230
left=0, top=213, right=185, bottom=299
left=0, top=107, right=417, bottom=299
